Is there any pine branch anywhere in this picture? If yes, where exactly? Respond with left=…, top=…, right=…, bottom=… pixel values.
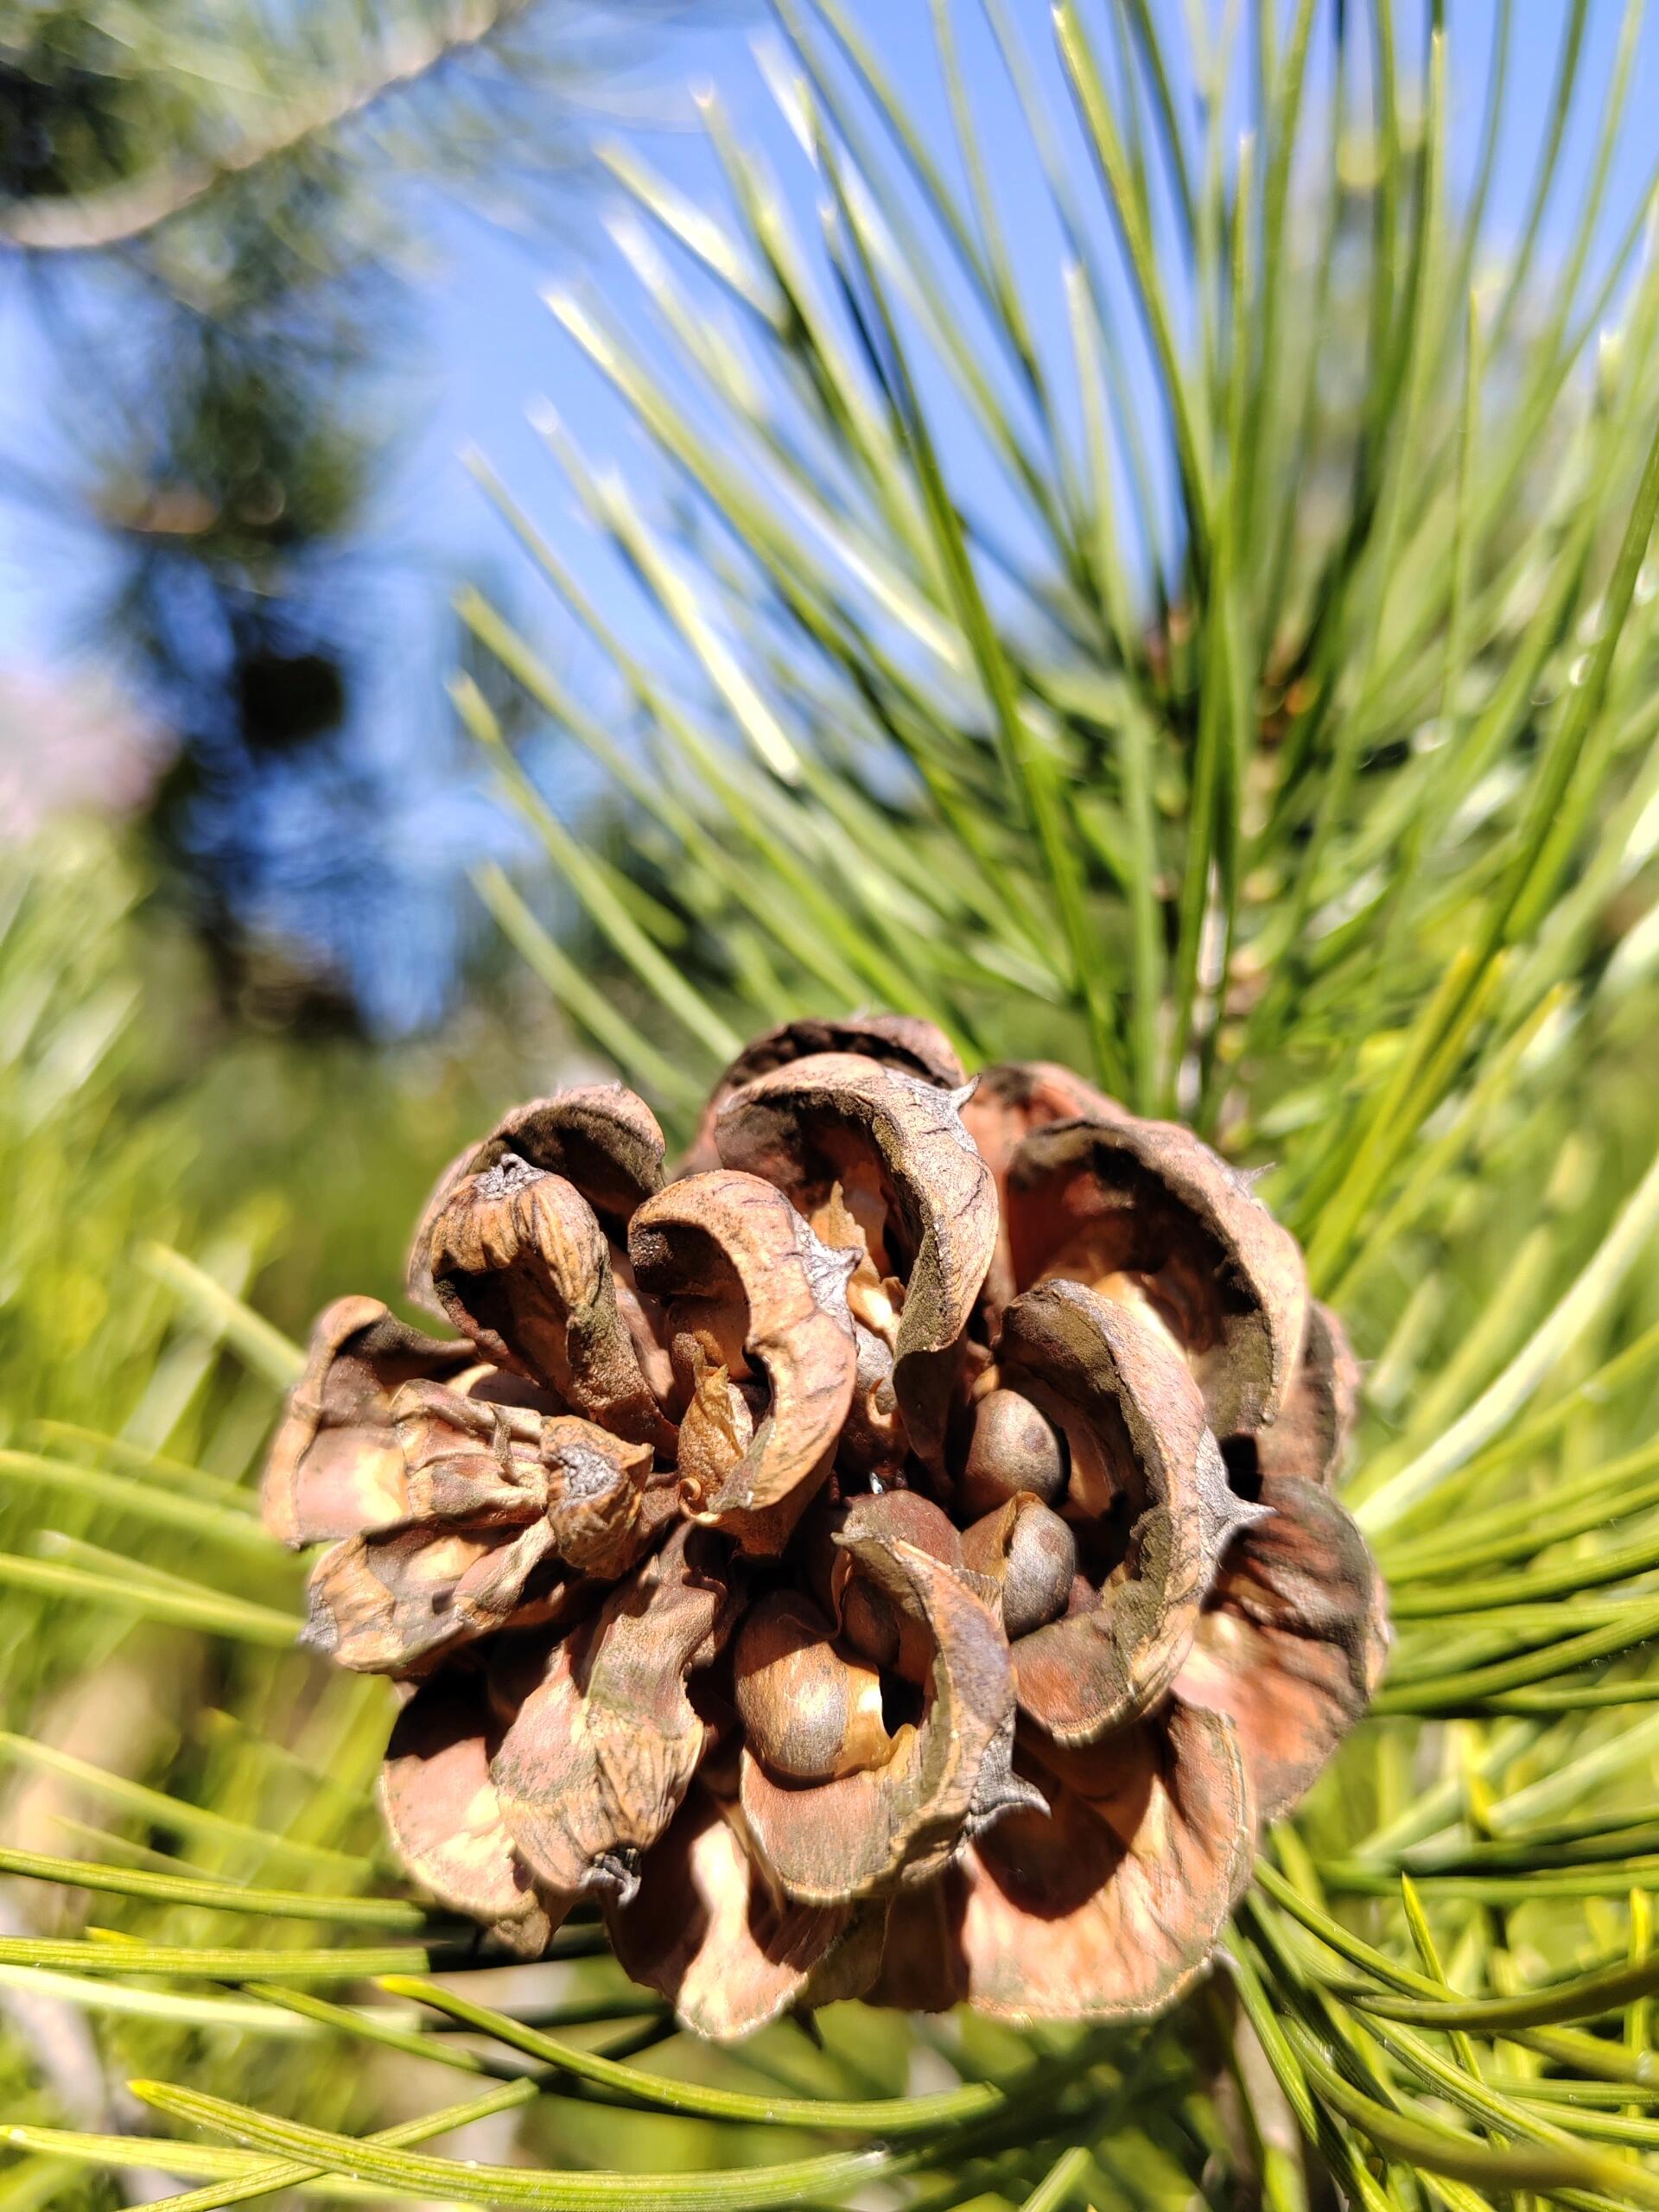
left=0, top=0, right=537, bottom=253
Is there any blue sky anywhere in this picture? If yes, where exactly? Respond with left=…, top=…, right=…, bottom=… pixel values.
left=3, top=1, right=1656, bottom=1027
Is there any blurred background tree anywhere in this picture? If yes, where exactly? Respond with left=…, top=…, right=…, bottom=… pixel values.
left=0, top=0, right=696, bottom=1029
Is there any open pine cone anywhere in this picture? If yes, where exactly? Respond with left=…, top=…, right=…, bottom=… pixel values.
left=264, top=1017, right=1388, bottom=2039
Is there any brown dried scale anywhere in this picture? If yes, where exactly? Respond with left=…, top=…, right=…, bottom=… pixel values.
left=995, top=1280, right=1258, bottom=1745
left=1254, top=1300, right=1363, bottom=1488
left=263, top=1297, right=480, bottom=1547
left=873, top=1701, right=1252, bottom=2022
left=491, top=1521, right=738, bottom=1903
left=426, top=1156, right=675, bottom=1454
left=380, top=1680, right=562, bottom=1956
left=680, top=1014, right=966, bottom=1175
left=1174, top=1470, right=1389, bottom=1821
left=737, top=1495, right=1042, bottom=1906
left=628, top=1168, right=857, bottom=1553
left=410, top=1084, right=666, bottom=1288
left=302, top=1387, right=652, bottom=1675
left=961, top=1060, right=1128, bottom=1314
left=715, top=1052, right=998, bottom=1470
left=262, top=1019, right=1386, bottom=2038
left=607, top=1786, right=883, bottom=2040
left=1006, top=1113, right=1310, bottom=1439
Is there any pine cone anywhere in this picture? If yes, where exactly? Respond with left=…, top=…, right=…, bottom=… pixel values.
left=264, top=1018, right=1388, bottom=2037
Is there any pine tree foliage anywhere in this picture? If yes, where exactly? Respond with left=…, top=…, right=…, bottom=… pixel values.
left=10, top=3, right=1659, bottom=2208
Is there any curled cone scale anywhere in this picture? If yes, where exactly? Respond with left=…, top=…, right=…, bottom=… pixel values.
left=264, top=1017, right=1388, bottom=2038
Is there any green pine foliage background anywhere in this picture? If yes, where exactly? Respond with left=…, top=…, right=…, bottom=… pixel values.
left=10, top=3, right=1659, bottom=2206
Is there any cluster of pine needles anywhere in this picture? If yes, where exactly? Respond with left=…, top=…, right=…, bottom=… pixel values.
left=9, top=1, right=1659, bottom=2206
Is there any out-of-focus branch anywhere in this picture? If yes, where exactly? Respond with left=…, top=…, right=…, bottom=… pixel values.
left=0, top=0, right=532, bottom=252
